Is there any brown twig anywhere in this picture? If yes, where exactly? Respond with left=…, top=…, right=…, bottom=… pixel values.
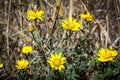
left=105, top=0, right=110, bottom=48
left=114, top=0, right=120, bottom=37
left=69, top=0, right=73, bottom=16
left=6, top=0, right=12, bottom=56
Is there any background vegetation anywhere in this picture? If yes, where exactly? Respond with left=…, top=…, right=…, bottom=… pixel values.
left=0, top=0, right=120, bottom=80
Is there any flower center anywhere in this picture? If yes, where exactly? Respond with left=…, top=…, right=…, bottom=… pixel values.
left=102, top=52, right=111, bottom=59
left=20, top=64, right=24, bottom=68
left=68, top=22, right=75, bottom=28
left=35, top=14, right=40, bottom=18
left=33, top=14, right=37, bottom=18
left=53, top=59, right=61, bottom=67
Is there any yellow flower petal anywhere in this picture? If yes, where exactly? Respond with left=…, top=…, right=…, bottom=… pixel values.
left=28, top=26, right=34, bottom=32
left=98, top=58, right=107, bottom=62
left=47, top=52, right=66, bottom=71
left=0, top=63, right=3, bottom=68
left=59, top=65, right=64, bottom=71
left=22, top=46, right=33, bottom=55
left=97, top=48, right=118, bottom=62
left=16, top=59, right=29, bottom=70
left=69, top=16, right=72, bottom=22
left=61, top=16, right=81, bottom=31
left=80, top=12, right=93, bottom=22
left=27, top=9, right=44, bottom=20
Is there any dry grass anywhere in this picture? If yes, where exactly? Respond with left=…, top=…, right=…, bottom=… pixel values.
left=0, top=0, right=120, bottom=79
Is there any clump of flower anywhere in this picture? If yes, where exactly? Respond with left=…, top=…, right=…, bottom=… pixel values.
left=16, top=59, right=29, bottom=70
left=80, top=12, right=93, bottom=22
left=0, top=63, right=3, bottom=68
left=22, top=46, right=33, bottom=55
left=27, top=10, right=44, bottom=20
left=47, top=52, right=66, bottom=71
left=61, top=16, right=81, bottom=31
left=97, top=48, right=118, bottom=62
left=28, top=25, right=34, bottom=32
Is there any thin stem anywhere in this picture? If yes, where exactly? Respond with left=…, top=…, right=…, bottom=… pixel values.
left=6, top=0, right=12, bottom=56
left=105, top=0, right=110, bottom=48
left=69, top=0, right=73, bottom=16
left=49, top=2, right=60, bottom=37
left=110, top=37, right=120, bottom=48
left=18, top=0, right=21, bottom=4
left=31, top=32, right=45, bottom=53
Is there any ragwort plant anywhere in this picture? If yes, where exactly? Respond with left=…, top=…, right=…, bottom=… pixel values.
left=0, top=0, right=120, bottom=80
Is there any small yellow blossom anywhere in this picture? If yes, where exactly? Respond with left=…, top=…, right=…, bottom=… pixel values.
left=80, top=12, right=93, bottom=22
left=22, top=46, right=33, bottom=55
left=28, top=26, right=34, bottom=32
left=27, top=10, right=44, bottom=20
left=0, top=63, right=3, bottom=68
left=61, top=16, right=81, bottom=31
left=97, top=48, right=118, bottom=62
left=47, top=52, right=66, bottom=71
left=16, top=59, right=29, bottom=70
left=56, top=1, right=61, bottom=7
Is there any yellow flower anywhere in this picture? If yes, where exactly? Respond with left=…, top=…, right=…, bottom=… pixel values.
left=22, top=46, right=33, bottom=55
left=16, top=59, right=29, bottom=70
left=47, top=52, right=66, bottom=71
left=28, top=26, right=34, bottom=32
left=97, top=48, right=118, bottom=62
left=61, top=16, right=81, bottom=31
left=27, top=10, right=44, bottom=20
left=80, top=12, right=93, bottom=22
left=0, top=63, right=3, bottom=68
left=56, top=1, right=60, bottom=7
